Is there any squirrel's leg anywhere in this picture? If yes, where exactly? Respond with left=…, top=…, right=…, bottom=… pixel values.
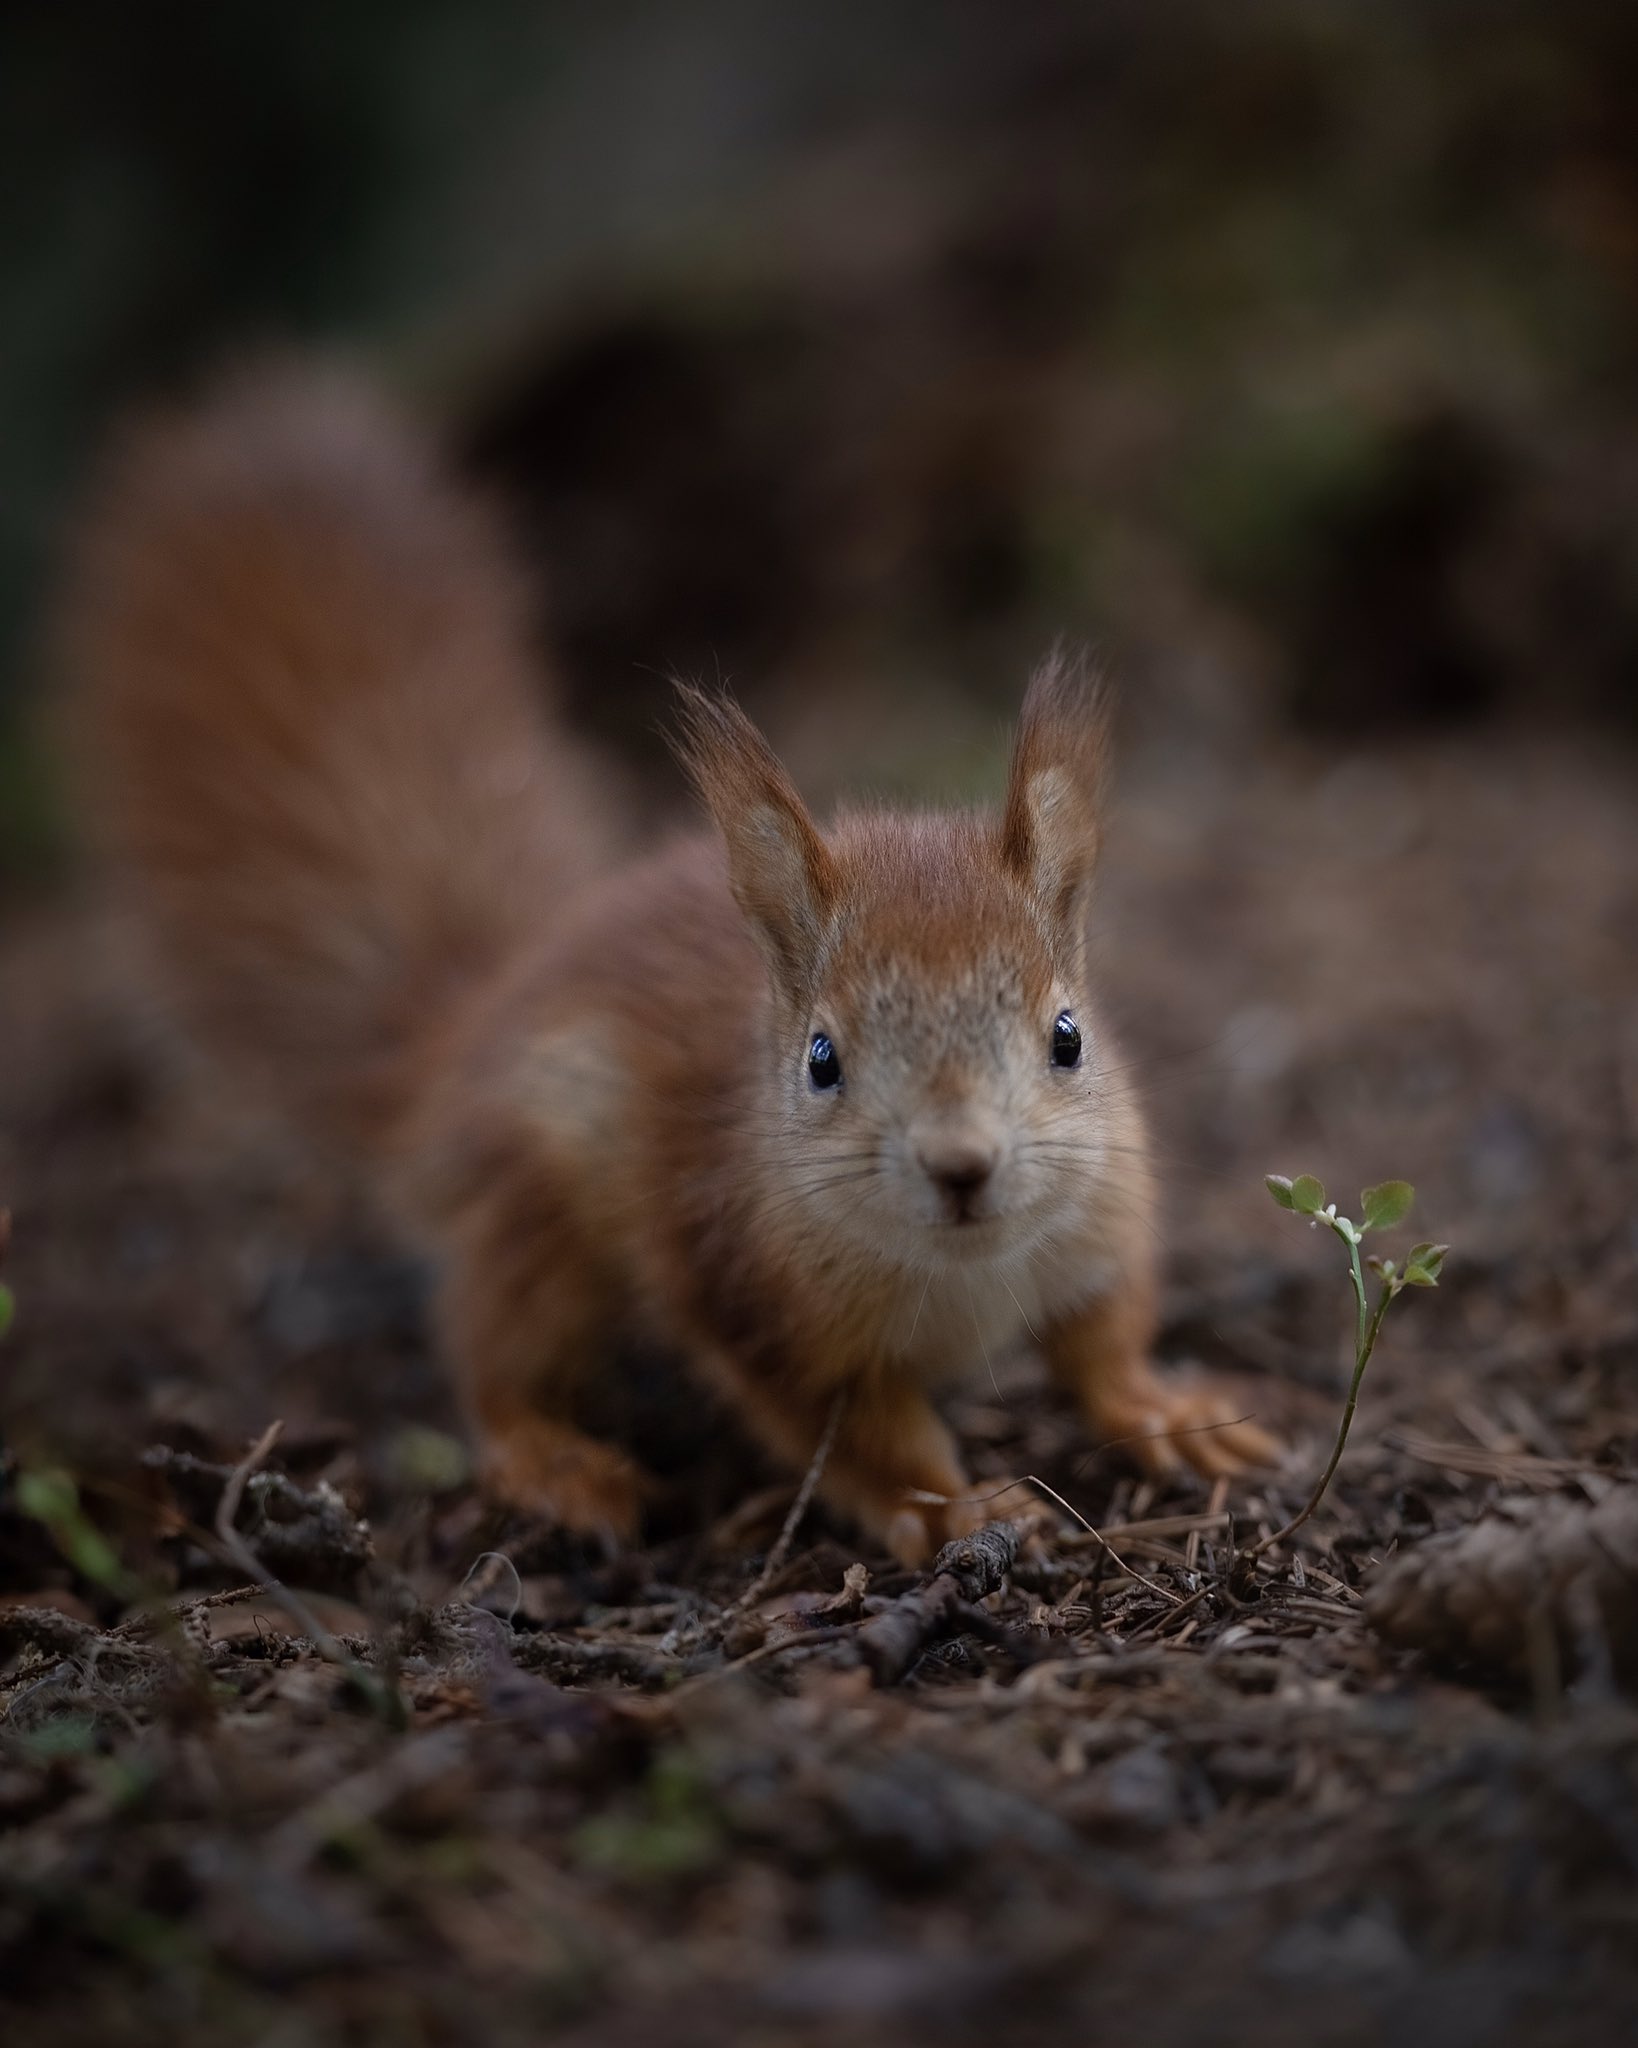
left=436, top=1161, right=647, bottom=1551
left=721, top=1364, right=986, bottom=1567
left=1042, top=1274, right=1281, bottom=1481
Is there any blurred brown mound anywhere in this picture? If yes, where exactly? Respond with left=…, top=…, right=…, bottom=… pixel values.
left=1369, top=1487, right=1638, bottom=1684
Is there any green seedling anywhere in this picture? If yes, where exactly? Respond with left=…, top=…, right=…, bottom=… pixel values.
left=1256, top=1174, right=1448, bottom=1556
left=0, top=1218, right=150, bottom=1612
left=15, top=1467, right=143, bottom=1600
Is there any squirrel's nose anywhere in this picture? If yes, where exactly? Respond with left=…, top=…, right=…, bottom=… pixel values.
left=915, top=1132, right=1000, bottom=1202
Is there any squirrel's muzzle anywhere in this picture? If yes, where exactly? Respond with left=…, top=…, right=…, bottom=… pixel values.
left=912, top=1118, right=1005, bottom=1223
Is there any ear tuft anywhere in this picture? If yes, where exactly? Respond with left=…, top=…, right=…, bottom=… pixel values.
left=670, top=683, right=837, bottom=994
left=998, top=647, right=1112, bottom=959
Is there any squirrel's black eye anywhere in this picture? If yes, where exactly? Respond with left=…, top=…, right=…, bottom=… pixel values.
left=1051, top=1011, right=1082, bottom=1069
left=807, top=1034, right=842, bottom=1090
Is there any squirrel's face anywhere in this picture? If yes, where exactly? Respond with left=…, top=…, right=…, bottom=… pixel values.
left=678, top=652, right=1118, bottom=1269
left=775, top=857, right=1114, bottom=1265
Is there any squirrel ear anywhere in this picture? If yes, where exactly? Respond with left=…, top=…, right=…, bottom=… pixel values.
left=672, top=686, right=838, bottom=994
left=998, top=649, right=1111, bottom=960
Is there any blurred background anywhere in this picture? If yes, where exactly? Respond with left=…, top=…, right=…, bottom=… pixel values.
left=4, top=0, right=1638, bottom=877
left=1, top=1, right=1635, bottom=1458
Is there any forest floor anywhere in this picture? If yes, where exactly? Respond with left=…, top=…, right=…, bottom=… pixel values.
left=2, top=726, right=1637, bottom=2047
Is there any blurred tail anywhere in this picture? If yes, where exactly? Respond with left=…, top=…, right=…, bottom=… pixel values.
left=62, top=362, right=608, bottom=1157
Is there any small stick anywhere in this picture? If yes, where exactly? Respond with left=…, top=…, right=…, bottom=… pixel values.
left=852, top=1523, right=1021, bottom=1684
left=726, top=1388, right=846, bottom=1618
left=214, top=1422, right=400, bottom=1723
left=1018, top=1476, right=1187, bottom=1609
left=1384, top=1431, right=1599, bottom=1486
left=1188, top=1478, right=1230, bottom=1576
left=1061, top=1510, right=1231, bottom=1546
left=1072, top=1410, right=1267, bottom=1476
left=903, top=1474, right=1181, bottom=1605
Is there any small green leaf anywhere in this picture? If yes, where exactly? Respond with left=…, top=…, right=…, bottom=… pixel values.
left=1403, top=1242, right=1449, bottom=1287
left=1366, top=1256, right=1396, bottom=1278
left=16, top=1469, right=133, bottom=1593
left=0, top=1282, right=11, bottom=1341
left=1289, top=1175, right=1325, bottom=1215
left=16, top=1469, right=78, bottom=1525
left=1361, top=1181, right=1414, bottom=1231
left=1265, top=1175, right=1296, bottom=1210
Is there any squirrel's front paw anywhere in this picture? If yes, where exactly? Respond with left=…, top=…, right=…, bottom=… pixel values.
left=480, top=1417, right=647, bottom=1554
left=1084, top=1370, right=1282, bottom=1482
left=874, top=1485, right=1004, bottom=1569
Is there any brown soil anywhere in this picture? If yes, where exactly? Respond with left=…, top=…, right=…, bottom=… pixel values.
left=3, top=725, right=1637, bottom=2047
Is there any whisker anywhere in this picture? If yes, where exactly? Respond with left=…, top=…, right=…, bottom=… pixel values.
left=996, top=1270, right=1042, bottom=1345
left=1069, top=1411, right=1265, bottom=1479
left=747, top=1167, right=885, bottom=1227
left=904, top=1266, right=936, bottom=1351
left=963, top=1270, right=1005, bottom=1404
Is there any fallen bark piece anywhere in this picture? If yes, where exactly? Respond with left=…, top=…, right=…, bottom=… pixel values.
left=143, top=1443, right=373, bottom=1585
left=932, top=1523, right=1021, bottom=1600
left=853, top=1523, right=1020, bottom=1686
left=0, top=1603, right=103, bottom=1658
left=1366, top=1487, right=1638, bottom=1683
left=776, top=1561, right=872, bottom=1630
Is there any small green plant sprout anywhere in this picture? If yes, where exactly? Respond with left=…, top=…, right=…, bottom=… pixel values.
left=14, top=1466, right=144, bottom=1601
left=0, top=1216, right=150, bottom=1604
left=1255, top=1174, right=1448, bottom=1558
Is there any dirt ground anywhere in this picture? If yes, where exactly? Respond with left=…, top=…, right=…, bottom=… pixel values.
left=2, top=717, right=1637, bottom=2047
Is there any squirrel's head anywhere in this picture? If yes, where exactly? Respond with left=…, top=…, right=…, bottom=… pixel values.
left=677, top=654, right=1128, bottom=1270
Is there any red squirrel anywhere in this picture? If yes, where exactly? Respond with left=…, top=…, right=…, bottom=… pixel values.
left=64, top=364, right=1278, bottom=1564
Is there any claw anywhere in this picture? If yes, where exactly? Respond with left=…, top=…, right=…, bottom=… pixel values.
left=1089, top=1374, right=1282, bottom=1482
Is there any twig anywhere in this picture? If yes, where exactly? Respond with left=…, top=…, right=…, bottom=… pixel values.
left=665, top=1621, right=861, bottom=1700
left=1070, top=1410, right=1269, bottom=1477
left=726, top=1389, right=845, bottom=1618
left=1188, top=1478, right=1230, bottom=1574
left=214, top=1422, right=401, bottom=1725
left=851, top=1522, right=1022, bottom=1684
left=679, top=1524, right=1029, bottom=1696
left=905, top=1476, right=1198, bottom=1610
left=1384, top=1430, right=1606, bottom=1488
left=510, top=1633, right=689, bottom=1691
left=144, top=1443, right=371, bottom=1584
left=1059, top=1509, right=1230, bottom=1547
left=1125, top=1579, right=1217, bottom=1643
left=0, top=1606, right=105, bottom=1658
left=1016, top=1476, right=1185, bottom=1607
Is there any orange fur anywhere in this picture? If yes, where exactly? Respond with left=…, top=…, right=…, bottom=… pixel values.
left=64, top=363, right=611, bottom=1155
left=64, top=365, right=1277, bottom=1565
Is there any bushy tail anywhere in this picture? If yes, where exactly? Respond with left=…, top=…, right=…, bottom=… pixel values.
left=63, top=362, right=608, bottom=1156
